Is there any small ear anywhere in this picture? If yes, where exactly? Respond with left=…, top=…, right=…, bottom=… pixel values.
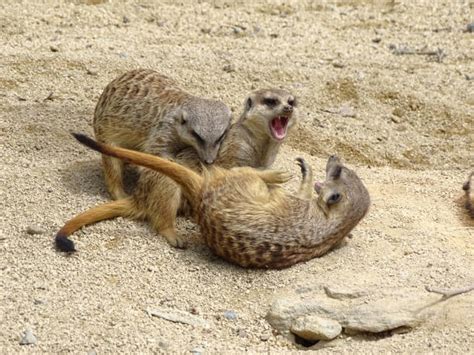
left=179, top=110, right=188, bottom=125
left=328, top=165, right=342, bottom=179
left=244, top=97, right=252, bottom=111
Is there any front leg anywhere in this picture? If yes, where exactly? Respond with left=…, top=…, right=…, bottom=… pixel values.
left=296, top=157, right=313, bottom=200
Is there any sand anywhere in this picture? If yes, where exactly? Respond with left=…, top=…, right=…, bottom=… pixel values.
left=1, top=0, right=473, bottom=353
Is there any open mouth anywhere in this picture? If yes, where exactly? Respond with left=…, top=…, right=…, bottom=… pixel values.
left=269, top=116, right=290, bottom=140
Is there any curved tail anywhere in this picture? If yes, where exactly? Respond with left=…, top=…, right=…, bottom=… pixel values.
left=72, top=133, right=203, bottom=201
left=55, top=198, right=134, bottom=252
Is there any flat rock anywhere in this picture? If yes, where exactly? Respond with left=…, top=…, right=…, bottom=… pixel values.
left=148, top=307, right=211, bottom=329
left=342, top=300, right=419, bottom=333
left=266, top=294, right=342, bottom=334
left=19, top=328, right=37, bottom=345
left=291, top=315, right=342, bottom=341
left=324, top=286, right=366, bottom=300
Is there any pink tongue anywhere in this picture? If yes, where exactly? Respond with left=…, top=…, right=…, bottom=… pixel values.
left=272, top=117, right=286, bottom=139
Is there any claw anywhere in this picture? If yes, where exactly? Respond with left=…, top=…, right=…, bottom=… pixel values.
left=295, top=157, right=308, bottom=177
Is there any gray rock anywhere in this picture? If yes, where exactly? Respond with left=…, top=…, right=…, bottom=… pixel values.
left=148, top=307, right=211, bottom=329
left=466, top=22, right=474, bottom=33
left=338, top=103, right=356, bottom=118
left=342, top=301, right=419, bottom=333
left=19, top=328, right=37, bottom=345
left=266, top=294, right=342, bottom=334
left=291, top=315, right=342, bottom=341
left=191, top=346, right=204, bottom=355
left=224, top=310, right=237, bottom=320
left=223, top=64, right=235, bottom=73
left=324, top=286, right=366, bottom=300
left=26, top=226, right=45, bottom=235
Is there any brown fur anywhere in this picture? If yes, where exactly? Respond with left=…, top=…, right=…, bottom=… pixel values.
left=64, top=134, right=370, bottom=270
left=83, top=77, right=298, bottom=249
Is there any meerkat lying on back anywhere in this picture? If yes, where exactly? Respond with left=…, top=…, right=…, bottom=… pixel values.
left=93, top=69, right=232, bottom=200
left=70, top=134, right=371, bottom=269
left=55, top=73, right=298, bottom=251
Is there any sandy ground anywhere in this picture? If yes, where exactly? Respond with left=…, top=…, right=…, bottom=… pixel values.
left=1, top=0, right=473, bottom=353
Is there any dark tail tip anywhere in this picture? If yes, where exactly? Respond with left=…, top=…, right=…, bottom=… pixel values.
left=55, top=233, right=76, bottom=253
left=296, top=157, right=307, bottom=177
left=72, top=133, right=102, bottom=153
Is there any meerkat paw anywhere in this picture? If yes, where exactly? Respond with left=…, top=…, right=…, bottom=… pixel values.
left=258, top=170, right=292, bottom=185
left=160, top=228, right=187, bottom=249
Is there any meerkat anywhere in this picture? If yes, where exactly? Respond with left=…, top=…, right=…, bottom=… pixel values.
left=60, top=134, right=370, bottom=269
left=55, top=83, right=298, bottom=251
left=93, top=69, right=232, bottom=200
left=462, top=172, right=474, bottom=219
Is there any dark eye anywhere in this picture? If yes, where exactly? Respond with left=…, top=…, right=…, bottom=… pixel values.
left=327, top=192, right=341, bottom=205
left=215, top=130, right=227, bottom=145
left=288, top=98, right=297, bottom=107
left=263, top=97, right=278, bottom=107
left=192, top=131, right=205, bottom=145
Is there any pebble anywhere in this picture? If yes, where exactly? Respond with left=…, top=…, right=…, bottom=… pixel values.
left=191, top=346, right=204, bottom=354
left=338, top=103, right=356, bottom=118
left=260, top=333, right=271, bottom=341
left=332, top=61, right=345, bottom=68
left=466, top=22, right=474, bottom=33
left=223, top=64, right=235, bottom=73
left=19, top=329, right=37, bottom=345
left=50, top=45, right=59, bottom=52
left=26, top=226, right=45, bottom=235
left=224, top=310, right=237, bottom=320
left=122, top=16, right=130, bottom=24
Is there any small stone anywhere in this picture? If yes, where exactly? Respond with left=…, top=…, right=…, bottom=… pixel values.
left=86, top=68, right=98, bottom=76
left=122, top=16, right=130, bottom=24
left=50, top=45, right=59, bottom=52
left=118, top=52, right=128, bottom=59
left=466, top=22, right=474, bottom=33
left=19, top=329, right=37, bottom=345
left=290, top=315, right=342, bottom=341
left=338, top=103, right=356, bottom=118
left=224, top=310, right=237, bottom=320
left=34, top=298, right=46, bottom=305
left=191, top=346, right=204, bottom=355
left=26, top=226, right=45, bottom=235
left=223, top=64, right=235, bottom=73
left=260, top=333, right=271, bottom=341
left=158, top=340, right=169, bottom=350
left=201, top=28, right=211, bottom=34
left=237, top=329, right=248, bottom=338
left=332, top=61, right=345, bottom=68
left=372, top=37, right=382, bottom=43
left=269, top=33, right=279, bottom=38
left=392, top=107, right=404, bottom=117
left=87, top=350, right=97, bottom=355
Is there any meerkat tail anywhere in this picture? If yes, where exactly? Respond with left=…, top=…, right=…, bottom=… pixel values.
left=72, top=133, right=203, bottom=200
left=55, top=198, right=133, bottom=252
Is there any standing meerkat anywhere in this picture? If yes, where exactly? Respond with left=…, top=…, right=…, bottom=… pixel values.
left=93, top=69, right=232, bottom=200
left=462, top=172, right=474, bottom=219
left=63, top=134, right=370, bottom=269
left=54, top=84, right=298, bottom=251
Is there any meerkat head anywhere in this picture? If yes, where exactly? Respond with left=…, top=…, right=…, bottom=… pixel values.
left=314, top=156, right=370, bottom=219
left=174, top=99, right=232, bottom=164
left=240, top=88, right=298, bottom=142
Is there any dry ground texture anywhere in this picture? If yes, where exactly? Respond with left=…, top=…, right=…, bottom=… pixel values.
left=1, top=0, right=473, bottom=353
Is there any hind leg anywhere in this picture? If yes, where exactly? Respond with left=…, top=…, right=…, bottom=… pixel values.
left=102, top=155, right=128, bottom=200
left=137, top=170, right=186, bottom=248
left=296, top=158, right=313, bottom=200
